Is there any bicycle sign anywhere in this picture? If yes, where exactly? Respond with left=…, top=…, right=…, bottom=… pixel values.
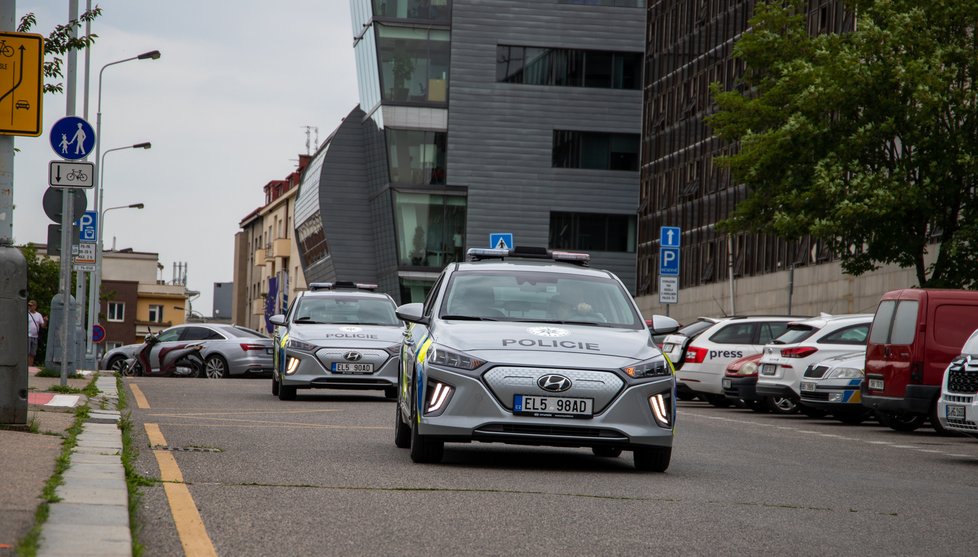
left=49, top=160, right=95, bottom=189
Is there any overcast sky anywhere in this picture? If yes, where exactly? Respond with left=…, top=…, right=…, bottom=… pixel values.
left=12, top=1, right=359, bottom=316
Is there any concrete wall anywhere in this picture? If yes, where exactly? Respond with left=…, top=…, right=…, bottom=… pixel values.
left=636, top=254, right=939, bottom=324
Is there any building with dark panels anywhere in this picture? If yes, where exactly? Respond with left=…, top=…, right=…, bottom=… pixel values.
left=638, top=0, right=865, bottom=319
left=294, top=0, right=647, bottom=302
left=212, top=282, right=233, bottom=321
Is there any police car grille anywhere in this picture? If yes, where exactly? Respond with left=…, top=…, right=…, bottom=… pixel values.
left=947, top=369, right=978, bottom=394
left=804, top=365, right=829, bottom=379
left=483, top=367, right=625, bottom=413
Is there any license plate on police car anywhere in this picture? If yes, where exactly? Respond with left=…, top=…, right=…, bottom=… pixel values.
left=514, top=395, right=593, bottom=417
left=868, top=378, right=884, bottom=391
left=801, top=381, right=816, bottom=392
left=332, top=363, right=374, bottom=373
left=761, top=363, right=777, bottom=376
left=946, top=405, right=965, bottom=420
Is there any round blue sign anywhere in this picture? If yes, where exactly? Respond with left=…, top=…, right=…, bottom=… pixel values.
left=92, top=323, right=106, bottom=344
left=50, top=116, right=96, bottom=161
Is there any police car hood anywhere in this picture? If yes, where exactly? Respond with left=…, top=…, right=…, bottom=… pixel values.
left=437, top=321, right=659, bottom=364
left=291, top=324, right=403, bottom=347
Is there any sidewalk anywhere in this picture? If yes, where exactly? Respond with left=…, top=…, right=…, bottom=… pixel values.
left=0, top=368, right=130, bottom=557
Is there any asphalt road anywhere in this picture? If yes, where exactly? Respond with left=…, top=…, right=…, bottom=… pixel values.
left=124, top=377, right=978, bottom=557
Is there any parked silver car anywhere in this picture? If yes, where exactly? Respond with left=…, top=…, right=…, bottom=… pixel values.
left=99, top=323, right=274, bottom=378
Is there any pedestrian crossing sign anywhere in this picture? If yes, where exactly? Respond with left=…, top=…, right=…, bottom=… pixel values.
left=489, top=233, right=513, bottom=250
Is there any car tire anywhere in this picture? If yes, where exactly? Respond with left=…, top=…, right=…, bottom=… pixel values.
left=394, top=404, right=411, bottom=449
left=409, top=415, right=443, bottom=464
left=766, top=396, right=799, bottom=414
left=384, top=386, right=398, bottom=400
left=278, top=384, right=297, bottom=401
left=676, top=390, right=698, bottom=401
left=204, top=355, right=229, bottom=379
left=108, top=356, right=128, bottom=374
left=592, top=447, right=622, bottom=458
left=121, top=360, right=141, bottom=377
left=876, top=410, right=926, bottom=432
left=704, top=394, right=732, bottom=408
left=633, top=446, right=671, bottom=472
left=272, top=376, right=280, bottom=396
left=800, top=405, right=829, bottom=419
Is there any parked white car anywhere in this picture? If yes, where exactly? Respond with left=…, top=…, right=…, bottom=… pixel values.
left=676, top=316, right=799, bottom=406
left=756, top=314, right=873, bottom=415
left=937, top=328, right=978, bottom=439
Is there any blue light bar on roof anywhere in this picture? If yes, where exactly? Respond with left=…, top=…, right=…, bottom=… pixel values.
left=467, top=248, right=510, bottom=260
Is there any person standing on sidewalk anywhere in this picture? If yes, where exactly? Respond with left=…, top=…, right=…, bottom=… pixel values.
left=27, top=300, right=46, bottom=367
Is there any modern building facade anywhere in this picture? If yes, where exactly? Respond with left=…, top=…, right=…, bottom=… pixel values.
left=233, top=158, right=309, bottom=333
left=633, top=0, right=910, bottom=322
left=294, top=0, right=647, bottom=303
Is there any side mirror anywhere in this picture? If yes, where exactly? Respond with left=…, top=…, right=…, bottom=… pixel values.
left=648, top=315, right=680, bottom=335
left=269, top=314, right=286, bottom=327
left=396, top=302, right=429, bottom=325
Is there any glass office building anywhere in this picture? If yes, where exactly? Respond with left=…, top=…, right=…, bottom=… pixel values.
left=296, top=0, right=646, bottom=302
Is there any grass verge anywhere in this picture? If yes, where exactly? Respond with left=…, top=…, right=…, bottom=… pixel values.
left=14, top=374, right=97, bottom=556
left=118, top=375, right=152, bottom=557
left=34, top=368, right=84, bottom=379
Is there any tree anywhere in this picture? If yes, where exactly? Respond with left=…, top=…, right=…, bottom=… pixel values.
left=706, top=0, right=978, bottom=289
left=18, top=6, right=103, bottom=95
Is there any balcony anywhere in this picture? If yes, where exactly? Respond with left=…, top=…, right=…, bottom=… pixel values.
left=264, top=243, right=275, bottom=262
left=254, top=248, right=266, bottom=262
left=272, top=238, right=291, bottom=259
left=251, top=297, right=266, bottom=315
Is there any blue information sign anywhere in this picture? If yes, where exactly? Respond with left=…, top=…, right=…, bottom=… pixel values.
left=77, top=211, right=97, bottom=243
left=50, top=116, right=96, bottom=160
left=489, top=233, right=514, bottom=250
left=660, top=247, right=680, bottom=276
left=660, top=226, right=681, bottom=248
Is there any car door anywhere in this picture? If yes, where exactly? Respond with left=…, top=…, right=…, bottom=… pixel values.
left=400, top=274, right=444, bottom=417
left=180, top=326, right=225, bottom=360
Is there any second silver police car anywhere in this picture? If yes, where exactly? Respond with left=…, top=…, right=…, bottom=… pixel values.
left=394, top=247, right=680, bottom=472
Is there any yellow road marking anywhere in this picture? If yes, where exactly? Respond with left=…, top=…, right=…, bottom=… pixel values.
left=145, top=423, right=218, bottom=557
left=129, top=383, right=150, bottom=409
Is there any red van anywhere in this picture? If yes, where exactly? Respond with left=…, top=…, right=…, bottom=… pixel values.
left=862, top=289, right=978, bottom=432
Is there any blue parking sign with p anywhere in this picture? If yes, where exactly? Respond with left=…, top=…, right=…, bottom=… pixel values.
left=660, top=247, right=680, bottom=276
left=78, top=211, right=97, bottom=243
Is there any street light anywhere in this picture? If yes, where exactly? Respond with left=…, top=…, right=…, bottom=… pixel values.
left=84, top=49, right=160, bottom=366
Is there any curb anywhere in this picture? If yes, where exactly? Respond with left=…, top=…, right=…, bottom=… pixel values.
left=37, top=375, right=131, bottom=557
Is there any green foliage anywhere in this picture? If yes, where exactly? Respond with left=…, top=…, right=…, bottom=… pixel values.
left=706, top=0, right=978, bottom=288
left=18, top=6, right=103, bottom=95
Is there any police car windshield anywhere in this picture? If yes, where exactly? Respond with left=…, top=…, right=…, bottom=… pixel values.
left=293, top=296, right=400, bottom=326
left=440, top=270, right=643, bottom=329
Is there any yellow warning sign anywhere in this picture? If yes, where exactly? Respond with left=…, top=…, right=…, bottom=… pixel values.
left=0, top=32, right=44, bottom=137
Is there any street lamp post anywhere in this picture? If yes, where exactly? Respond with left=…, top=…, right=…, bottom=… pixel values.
left=85, top=143, right=151, bottom=363
left=83, top=49, right=160, bottom=368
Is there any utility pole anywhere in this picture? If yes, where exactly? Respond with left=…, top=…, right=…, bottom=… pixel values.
left=0, top=0, right=28, bottom=425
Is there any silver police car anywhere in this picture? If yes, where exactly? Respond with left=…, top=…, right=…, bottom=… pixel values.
left=394, top=247, right=680, bottom=472
left=269, top=282, right=404, bottom=400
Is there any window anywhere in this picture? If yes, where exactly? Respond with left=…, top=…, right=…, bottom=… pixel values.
left=710, top=323, right=755, bottom=344
left=377, top=24, right=450, bottom=103
left=552, top=130, right=640, bottom=171
left=181, top=327, right=224, bottom=341
left=497, top=46, right=642, bottom=90
left=394, top=191, right=467, bottom=267
left=550, top=212, right=636, bottom=253
left=148, top=304, right=164, bottom=323
left=372, top=0, right=451, bottom=22
left=107, top=302, right=125, bottom=322
left=386, top=129, right=447, bottom=184
left=820, top=325, right=870, bottom=345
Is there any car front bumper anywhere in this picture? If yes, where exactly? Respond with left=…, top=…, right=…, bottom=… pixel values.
left=280, top=351, right=398, bottom=391
left=799, top=378, right=863, bottom=411
left=416, top=367, right=675, bottom=450
left=722, top=375, right=760, bottom=402
left=937, top=390, right=978, bottom=438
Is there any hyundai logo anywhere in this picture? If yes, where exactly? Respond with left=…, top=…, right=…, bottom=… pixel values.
left=538, top=374, right=572, bottom=392
left=343, top=351, right=363, bottom=362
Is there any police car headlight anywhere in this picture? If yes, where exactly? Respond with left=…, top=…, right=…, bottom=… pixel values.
left=826, top=366, right=863, bottom=379
left=623, top=355, right=671, bottom=378
left=287, top=338, right=319, bottom=353
left=428, top=344, right=486, bottom=370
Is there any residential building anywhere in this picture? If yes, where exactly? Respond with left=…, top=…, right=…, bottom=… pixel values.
left=635, top=1, right=930, bottom=322
left=233, top=157, right=309, bottom=334
left=292, top=0, right=646, bottom=302
left=212, top=282, right=233, bottom=321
